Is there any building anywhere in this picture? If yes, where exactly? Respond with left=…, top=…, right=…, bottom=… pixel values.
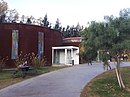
left=0, top=23, right=82, bottom=67
left=52, top=46, right=79, bottom=66
left=51, top=37, right=82, bottom=66
left=0, top=23, right=62, bottom=67
left=63, top=37, right=82, bottom=47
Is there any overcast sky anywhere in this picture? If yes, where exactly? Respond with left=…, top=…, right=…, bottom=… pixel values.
left=4, top=0, right=130, bottom=27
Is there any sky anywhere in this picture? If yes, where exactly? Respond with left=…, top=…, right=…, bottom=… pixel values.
left=4, top=0, right=130, bottom=27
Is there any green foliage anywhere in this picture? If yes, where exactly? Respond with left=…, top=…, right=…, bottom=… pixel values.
left=81, top=13, right=130, bottom=60
left=62, top=24, right=83, bottom=38
left=100, top=52, right=110, bottom=62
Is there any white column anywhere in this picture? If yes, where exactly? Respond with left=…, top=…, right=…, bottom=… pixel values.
left=71, top=48, right=73, bottom=60
left=77, top=48, right=79, bottom=64
left=52, top=49, right=54, bottom=64
left=55, top=50, right=58, bottom=63
left=65, top=49, right=67, bottom=64
left=71, top=48, right=74, bottom=65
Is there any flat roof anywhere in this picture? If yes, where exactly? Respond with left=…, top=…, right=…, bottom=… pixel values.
left=52, top=46, right=79, bottom=50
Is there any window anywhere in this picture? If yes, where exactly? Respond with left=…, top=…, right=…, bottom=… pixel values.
left=38, top=32, right=44, bottom=59
left=11, top=30, right=19, bottom=59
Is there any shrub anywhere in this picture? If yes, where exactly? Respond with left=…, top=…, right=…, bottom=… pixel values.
left=14, top=52, right=25, bottom=67
left=0, top=56, right=8, bottom=71
left=30, top=52, right=45, bottom=69
left=14, top=52, right=45, bottom=69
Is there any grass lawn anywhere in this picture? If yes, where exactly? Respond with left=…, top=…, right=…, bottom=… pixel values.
left=80, top=66, right=130, bottom=97
left=0, top=66, right=67, bottom=89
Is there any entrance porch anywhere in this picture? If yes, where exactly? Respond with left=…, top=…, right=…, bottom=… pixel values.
left=52, top=46, right=79, bottom=66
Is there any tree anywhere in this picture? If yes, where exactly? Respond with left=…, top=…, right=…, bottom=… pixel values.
left=26, top=16, right=32, bottom=24
left=13, top=12, right=19, bottom=22
left=5, top=9, right=19, bottom=23
left=0, top=0, right=8, bottom=23
left=54, top=18, right=61, bottom=31
left=119, top=8, right=130, bottom=19
left=20, top=15, right=25, bottom=23
left=81, top=22, right=99, bottom=60
left=29, top=16, right=35, bottom=24
left=62, top=23, right=83, bottom=38
left=42, top=14, right=49, bottom=27
left=82, top=15, right=130, bottom=89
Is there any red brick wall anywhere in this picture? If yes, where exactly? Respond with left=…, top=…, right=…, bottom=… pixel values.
left=0, top=23, right=63, bottom=67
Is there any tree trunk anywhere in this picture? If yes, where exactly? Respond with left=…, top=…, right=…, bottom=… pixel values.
left=119, top=71, right=125, bottom=88
left=115, top=67, right=121, bottom=88
left=115, top=59, right=125, bottom=89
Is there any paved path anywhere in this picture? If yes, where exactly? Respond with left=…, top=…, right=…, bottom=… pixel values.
left=0, top=62, right=129, bottom=97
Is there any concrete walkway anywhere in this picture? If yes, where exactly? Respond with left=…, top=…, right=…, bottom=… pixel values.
left=0, top=62, right=129, bottom=97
